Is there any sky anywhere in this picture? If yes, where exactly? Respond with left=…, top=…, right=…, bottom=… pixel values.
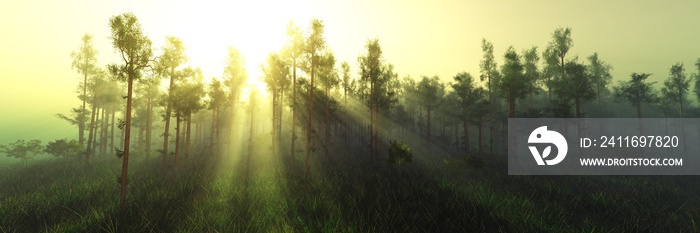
left=1, top=0, right=700, bottom=147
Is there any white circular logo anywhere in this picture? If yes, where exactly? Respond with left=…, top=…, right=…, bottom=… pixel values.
left=528, top=126, right=568, bottom=165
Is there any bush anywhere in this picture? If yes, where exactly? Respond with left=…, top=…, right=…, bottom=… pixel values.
left=44, top=139, right=83, bottom=158
left=388, top=140, right=412, bottom=164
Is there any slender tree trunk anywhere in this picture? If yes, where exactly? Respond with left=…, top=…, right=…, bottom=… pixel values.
left=102, top=107, right=108, bottom=156
left=94, top=107, right=101, bottom=156
left=478, top=117, right=483, bottom=157
left=119, top=75, right=135, bottom=210
left=162, top=73, right=175, bottom=169
left=110, top=110, right=115, bottom=156
left=291, top=61, right=297, bottom=158
left=210, top=108, right=216, bottom=149
left=509, top=100, right=516, bottom=118
left=86, top=102, right=97, bottom=163
left=174, top=114, right=181, bottom=176
left=325, top=85, right=329, bottom=159
left=80, top=72, right=88, bottom=145
left=575, top=98, right=581, bottom=118
left=464, top=114, right=469, bottom=156
left=146, top=98, right=153, bottom=159
left=307, top=58, right=314, bottom=173
left=427, top=107, right=431, bottom=144
left=186, top=114, right=191, bottom=160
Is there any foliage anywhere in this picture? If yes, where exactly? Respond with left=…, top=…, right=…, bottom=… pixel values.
left=387, top=140, right=412, bottom=164
left=0, top=139, right=43, bottom=163
left=662, top=62, right=690, bottom=117
left=44, top=139, right=83, bottom=158
left=613, top=73, right=657, bottom=117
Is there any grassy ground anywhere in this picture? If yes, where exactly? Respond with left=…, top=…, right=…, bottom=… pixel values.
left=2, top=138, right=700, bottom=232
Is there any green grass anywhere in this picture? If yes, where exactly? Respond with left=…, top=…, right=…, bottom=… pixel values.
left=2, top=142, right=700, bottom=232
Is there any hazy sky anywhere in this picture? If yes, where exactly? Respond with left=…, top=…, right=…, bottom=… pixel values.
left=1, top=0, right=700, bottom=146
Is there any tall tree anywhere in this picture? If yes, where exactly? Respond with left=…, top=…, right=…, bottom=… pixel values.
left=417, top=75, right=445, bottom=144
left=613, top=73, right=657, bottom=118
left=107, top=12, right=154, bottom=210
left=358, top=39, right=383, bottom=160
left=303, top=19, right=326, bottom=172
left=554, top=60, right=596, bottom=118
left=223, top=47, right=248, bottom=148
left=207, top=78, right=227, bottom=155
left=450, top=72, right=479, bottom=156
left=70, top=34, right=98, bottom=145
left=497, top=46, right=528, bottom=118
left=283, top=21, right=305, bottom=159
left=479, top=39, right=499, bottom=154
left=522, top=47, right=540, bottom=109
left=550, top=27, right=573, bottom=79
left=662, top=63, right=690, bottom=117
left=155, top=36, right=188, bottom=169
left=171, top=70, right=204, bottom=173
left=693, top=59, right=700, bottom=103
left=318, top=51, right=338, bottom=159
left=262, top=52, right=291, bottom=151
left=587, top=53, right=613, bottom=112
left=542, top=46, right=559, bottom=111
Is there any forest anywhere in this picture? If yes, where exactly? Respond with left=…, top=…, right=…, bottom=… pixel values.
left=2, top=11, right=700, bottom=232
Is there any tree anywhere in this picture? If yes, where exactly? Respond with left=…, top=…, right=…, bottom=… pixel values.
left=108, top=12, right=154, bottom=210
left=207, top=78, right=227, bottom=155
left=542, top=46, right=559, bottom=111
left=479, top=39, right=499, bottom=154
left=262, top=52, right=291, bottom=151
left=451, top=72, right=479, bottom=156
left=497, top=46, right=528, bottom=118
left=613, top=73, right=657, bottom=118
left=171, top=70, right=205, bottom=173
left=44, top=139, right=84, bottom=158
left=550, top=27, right=573, bottom=79
left=303, top=18, right=326, bottom=172
left=417, top=75, right=445, bottom=144
left=553, top=60, right=596, bottom=118
left=70, top=34, right=99, bottom=145
left=587, top=53, right=613, bottom=112
left=358, top=39, right=383, bottom=160
left=155, top=36, right=188, bottom=169
left=341, top=61, right=351, bottom=104
left=135, top=77, right=160, bottom=159
left=662, top=63, right=691, bottom=117
left=469, top=88, right=489, bottom=157
left=522, top=47, right=540, bottom=109
left=318, top=51, right=338, bottom=158
left=0, top=139, right=43, bottom=164
left=694, top=59, right=700, bottom=103
left=283, top=21, right=305, bottom=159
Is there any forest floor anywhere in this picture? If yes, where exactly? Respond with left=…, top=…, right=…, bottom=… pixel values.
left=2, top=133, right=700, bottom=232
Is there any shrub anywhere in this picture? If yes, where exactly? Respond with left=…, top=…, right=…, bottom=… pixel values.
left=44, top=139, right=83, bottom=158
left=388, top=140, right=412, bottom=164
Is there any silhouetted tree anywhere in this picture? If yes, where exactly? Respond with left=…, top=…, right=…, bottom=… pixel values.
left=207, top=78, right=227, bottom=155
left=613, top=73, right=657, bottom=118
left=522, top=46, right=540, bottom=109
left=303, top=19, right=326, bottom=172
left=0, top=139, right=43, bottom=164
left=479, top=39, right=499, bottom=153
left=497, top=46, right=528, bottom=118
left=417, top=75, right=445, bottom=144
left=70, top=34, right=98, bottom=145
left=283, top=21, right=305, bottom=159
left=44, top=139, right=83, bottom=158
left=263, top=52, right=291, bottom=151
left=587, top=53, right=613, bottom=113
left=662, top=63, right=690, bottom=117
left=318, top=51, right=338, bottom=158
left=155, top=36, right=188, bottom=169
left=554, top=60, right=596, bottom=118
left=341, top=61, right=351, bottom=104
left=107, top=12, right=154, bottom=210
left=451, top=72, right=479, bottom=156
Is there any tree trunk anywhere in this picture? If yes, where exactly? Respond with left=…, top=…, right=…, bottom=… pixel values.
left=184, top=114, right=191, bottom=160
left=325, top=85, right=329, bottom=159
left=86, top=102, right=97, bottom=163
left=80, top=72, right=88, bottom=145
left=119, top=75, right=134, bottom=210
left=110, top=110, right=115, bottom=156
left=464, top=115, right=469, bottom=156
left=146, top=98, right=153, bottom=159
left=478, top=117, right=483, bottom=157
left=575, top=98, right=581, bottom=118
left=307, top=58, right=314, bottom=174
left=101, top=107, right=108, bottom=157
left=509, top=100, right=516, bottom=118
left=174, top=114, right=180, bottom=176
left=291, top=60, right=297, bottom=159
left=162, top=73, right=175, bottom=169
